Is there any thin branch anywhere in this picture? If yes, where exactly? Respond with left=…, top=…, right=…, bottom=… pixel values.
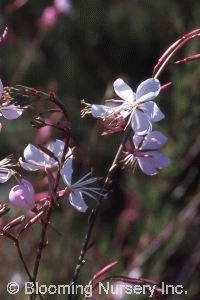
left=30, top=95, right=71, bottom=299
left=153, top=29, right=200, bottom=78
left=68, top=127, right=132, bottom=300
left=0, top=229, right=44, bottom=300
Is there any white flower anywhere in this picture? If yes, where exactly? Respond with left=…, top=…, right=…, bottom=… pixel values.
left=123, top=131, right=171, bottom=175
left=19, top=139, right=71, bottom=171
left=61, top=158, right=102, bottom=212
left=82, top=78, right=164, bottom=135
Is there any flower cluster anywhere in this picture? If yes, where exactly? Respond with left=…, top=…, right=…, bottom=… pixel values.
left=0, top=78, right=101, bottom=213
left=0, top=80, right=33, bottom=210
left=82, top=78, right=171, bottom=175
left=0, top=76, right=170, bottom=214
left=19, top=139, right=102, bottom=212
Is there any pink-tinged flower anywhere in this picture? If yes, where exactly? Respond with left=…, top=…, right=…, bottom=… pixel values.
left=82, top=78, right=164, bottom=135
left=123, top=131, right=171, bottom=175
left=9, top=179, right=35, bottom=209
left=19, top=139, right=71, bottom=171
left=0, top=155, right=16, bottom=183
left=61, top=158, right=102, bottom=212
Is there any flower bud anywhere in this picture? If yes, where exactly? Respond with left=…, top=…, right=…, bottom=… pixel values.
left=3, top=215, right=26, bottom=231
left=0, top=203, right=10, bottom=217
left=9, top=179, right=35, bottom=209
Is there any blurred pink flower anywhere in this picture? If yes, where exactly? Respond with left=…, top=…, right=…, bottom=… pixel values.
left=39, top=6, right=59, bottom=29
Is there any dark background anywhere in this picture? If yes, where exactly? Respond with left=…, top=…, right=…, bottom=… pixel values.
left=1, top=1, right=200, bottom=299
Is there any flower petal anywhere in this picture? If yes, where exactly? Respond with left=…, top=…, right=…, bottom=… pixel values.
left=131, top=110, right=152, bottom=135
left=113, top=78, right=136, bottom=103
left=90, top=104, right=111, bottom=118
left=0, top=168, right=13, bottom=183
left=137, top=156, right=159, bottom=175
left=60, top=156, right=73, bottom=185
left=137, top=151, right=171, bottom=175
left=19, top=158, right=42, bottom=171
left=23, top=144, right=46, bottom=166
left=136, top=78, right=160, bottom=103
left=46, top=139, right=68, bottom=166
left=47, top=139, right=65, bottom=159
left=132, top=134, right=143, bottom=149
left=134, top=131, right=168, bottom=150
left=0, top=105, right=24, bottom=119
left=69, top=191, right=88, bottom=212
left=151, top=151, right=171, bottom=169
left=140, top=101, right=164, bottom=121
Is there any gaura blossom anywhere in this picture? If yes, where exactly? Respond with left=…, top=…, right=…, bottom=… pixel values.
left=61, top=157, right=102, bottom=212
left=0, top=155, right=16, bottom=183
left=19, top=139, right=71, bottom=171
left=122, top=131, right=171, bottom=175
left=82, top=78, right=164, bottom=135
left=9, top=179, right=35, bottom=209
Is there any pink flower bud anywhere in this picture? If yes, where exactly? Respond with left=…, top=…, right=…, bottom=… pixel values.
left=9, top=179, right=35, bottom=209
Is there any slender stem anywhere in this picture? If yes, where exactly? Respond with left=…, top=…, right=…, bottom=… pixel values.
left=30, top=96, right=71, bottom=299
left=68, top=127, right=132, bottom=300
left=49, top=93, right=70, bottom=124
left=104, top=127, right=132, bottom=186
left=153, top=29, right=200, bottom=79
left=0, top=229, right=44, bottom=300
left=15, top=239, right=44, bottom=300
left=30, top=207, right=53, bottom=300
left=32, top=215, right=51, bottom=282
left=15, top=239, right=34, bottom=282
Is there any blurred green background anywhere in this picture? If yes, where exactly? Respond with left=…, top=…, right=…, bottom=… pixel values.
left=1, top=0, right=200, bottom=299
